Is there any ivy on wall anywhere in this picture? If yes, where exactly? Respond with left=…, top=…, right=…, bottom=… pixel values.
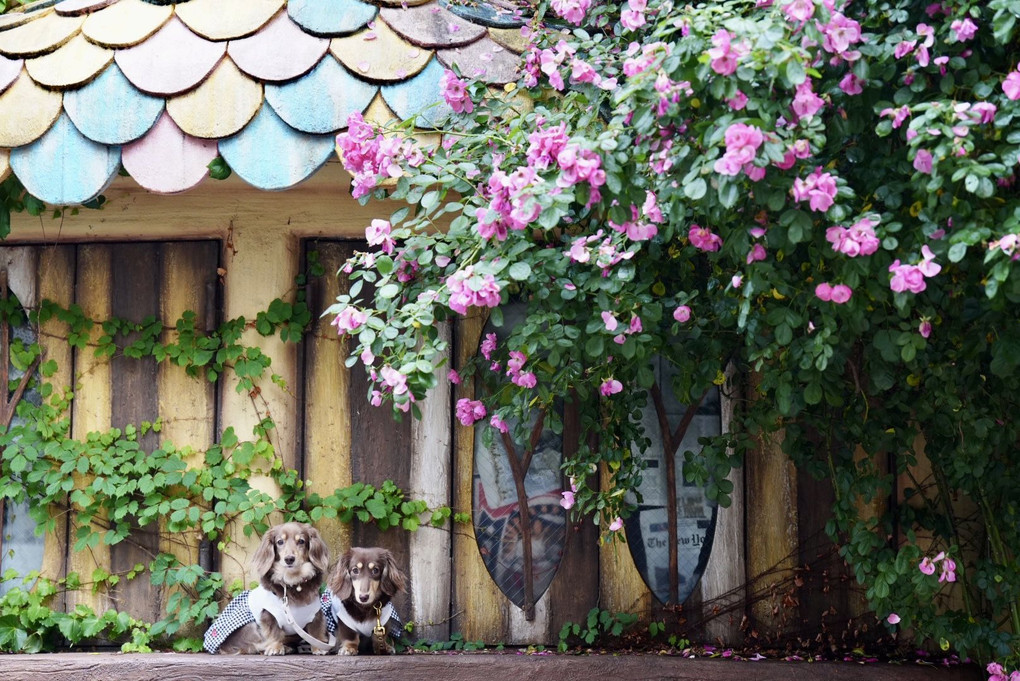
left=0, top=261, right=459, bottom=652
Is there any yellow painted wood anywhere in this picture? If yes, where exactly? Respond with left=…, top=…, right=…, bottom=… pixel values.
left=165, top=58, right=262, bottom=140
left=174, top=0, right=284, bottom=41
left=488, top=27, right=529, bottom=54
left=25, top=32, right=113, bottom=89
left=745, top=374, right=797, bottom=634
left=36, top=246, right=74, bottom=598
left=452, top=312, right=505, bottom=643
left=330, top=23, right=431, bottom=83
left=0, top=74, right=63, bottom=147
left=598, top=468, right=651, bottom=616
left=217, top=227, right=300, bottom=591
left=81, top=0, right=172, bottom=49
left=0, top=11, right=80, bottom=58
left=66, top=244, right=113, bottom=614
left=0, top=149, right=8, bottom=183
left=158, top=244, right=216, bottom=591
left=361, top=92, right=399, bottom=127
left=5, top=163, right=377, bottom=243
left=303, top=242, right=352, bottom=561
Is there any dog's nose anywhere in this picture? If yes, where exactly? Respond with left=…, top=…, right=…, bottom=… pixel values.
left=358, top=594, right=369, bottom=603
left=284, top=556, right=296, bottom=566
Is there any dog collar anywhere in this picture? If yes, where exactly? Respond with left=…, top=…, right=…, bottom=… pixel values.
left=331, top=596, right=393, bottom=638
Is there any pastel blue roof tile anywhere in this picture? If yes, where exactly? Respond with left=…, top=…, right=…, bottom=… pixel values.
left=64, top=62, right=163, bottom=144
left=218, top=102, right=335, bottom=191
left=265, top=56, right=377, bottom=134
left=10, top=112, right=120, bottom=204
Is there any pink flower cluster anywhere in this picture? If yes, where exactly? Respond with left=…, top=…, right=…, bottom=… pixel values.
left=332, top=306, right=368, bottom=334
left=600, top=378, right=623, bottom=396
left=439, top=69, right=473, bottom=114
left=791, top=80, right=825, bottom=121
left=792, top=168, right=838, bottom=212
left=1004, top=65, right=1020, bottom=101
left=781, top=0, right=815, bottom=23
left=447, top=266, right=502, bottom=315
left=475, top=167, right=540, bottom=240
left=505, top=350, right=537, bottom=388
left=714, top=123, right=764, bottom=176
left=560, top=478, right=578, bottom=509
left=526, top=39, right=576, bottom=90
left=821, top=12, right=863, bottom=59
left=814, top=282, right=853, bottom=304
left=601, top=310, right=644, bottom=345
left=366, top=219, right=395, bottom=254
left=673, top=305, right=692, bottom=323
left=608, top=193, right=663, bottom=242
left=550, top=0, right=591, bottom=24
left=826, top=215, right=880, bottom=257
left=566, top=230, right=637, bottom=273
left=889, top=245, right=941, bottom=293
left=368, top=365, right=415, bottom=412
left=706, top=29, right=747, bottom=75
left=893, top=23, right=935, bottom=68
left=455, top=398, right=487, bottom=426
left=620, top=0, right=647, bottom=31
left=986, top=661, right=1020, bottom=681
left=525, top=122, right=606, bottom=198
left=918, top=550, right=956, bottom=583
left=989, top=233, right=1020, bottom=259
left=950, top=17, right=978, bottom=42
left=336, top=112, right=424, bottom=198
left=689, top=224, right=723, bottom=252
left=623, top=41, right=671, bottom=77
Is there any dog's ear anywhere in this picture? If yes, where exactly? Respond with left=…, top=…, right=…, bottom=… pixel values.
left=381, top=549, right=407, bottom=596
left=252, top=526, right=278, bottom=578
left=305, top=525, right=330, bottom=574
left=329, top=550, right=353, bottom=600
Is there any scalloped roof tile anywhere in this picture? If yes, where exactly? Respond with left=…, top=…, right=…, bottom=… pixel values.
left=0, top=0, right=526, bottom=204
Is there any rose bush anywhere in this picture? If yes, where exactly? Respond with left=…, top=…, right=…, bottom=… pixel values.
left=327, top=0, right=1020, bottom=671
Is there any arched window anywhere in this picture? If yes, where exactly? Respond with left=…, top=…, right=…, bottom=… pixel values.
left=471, top=303, right=567, bottom=618
left=0, top=269, right=44, bottom=595
left=623, top=357, right=722, bottom=605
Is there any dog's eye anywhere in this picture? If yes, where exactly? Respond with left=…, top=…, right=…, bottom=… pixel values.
left=297, top=538, right=306, bottom=545
left=351, top=567, right=360, bottom=575
left=276, top=539, right=285, bottom=546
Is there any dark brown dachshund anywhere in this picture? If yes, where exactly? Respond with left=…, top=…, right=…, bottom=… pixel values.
left=209, top=522, right=331, bottom=655
left=326, top=547, right=407, bottom=655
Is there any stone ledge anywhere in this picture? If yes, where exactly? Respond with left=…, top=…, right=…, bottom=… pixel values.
left=0, top=652, right=982, bottom=681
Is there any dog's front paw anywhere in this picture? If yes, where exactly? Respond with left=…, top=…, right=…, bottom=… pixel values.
left=262, top=643, right=287, bottom=656
left=337, top=641, right=359, bottom=656
left=312, top=647, right=332, bottom=656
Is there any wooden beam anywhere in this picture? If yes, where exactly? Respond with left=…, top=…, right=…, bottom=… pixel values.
left=0, top=652, right=983, bottom=681
left=409, top=322, right=452, bottom=642
left=700, top=366, right=746, bottom=642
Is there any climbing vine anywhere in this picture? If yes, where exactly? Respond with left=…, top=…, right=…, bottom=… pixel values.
left=0, top=262, right=458, bottom=652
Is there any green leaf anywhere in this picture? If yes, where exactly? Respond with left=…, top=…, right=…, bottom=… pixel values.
left=684, top=178, right=707, bottom=200
left=509, top=261, right=532, bottom=281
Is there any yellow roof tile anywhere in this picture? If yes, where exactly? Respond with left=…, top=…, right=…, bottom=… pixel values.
left=81, top=0, right=172, bottom=49
left=25, top=32, right=113, bottom=89
left=174, top=0, right=286, bottom=41
left=330, top=22, right=432, bottom=83
left=0, top=72, right=62, bottom=146
left=0, top=149, right=9, bottom=183
left=488, top=26, right=528, bottom=54
left=0, top=10, right=82, bottom=58
left=361, top=90, right=398, bottom=127
left=166, top=57, right=262, bottom=139
left=0, top=7, right=50, bottom=31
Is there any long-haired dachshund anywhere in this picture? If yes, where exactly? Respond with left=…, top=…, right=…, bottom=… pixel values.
left=326, top=547, right=407, bottom=655
left=205, top=522, right=331, bottom=655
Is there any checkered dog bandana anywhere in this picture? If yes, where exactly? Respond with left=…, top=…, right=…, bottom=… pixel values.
left=204, top=588, right=337, bottom=654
